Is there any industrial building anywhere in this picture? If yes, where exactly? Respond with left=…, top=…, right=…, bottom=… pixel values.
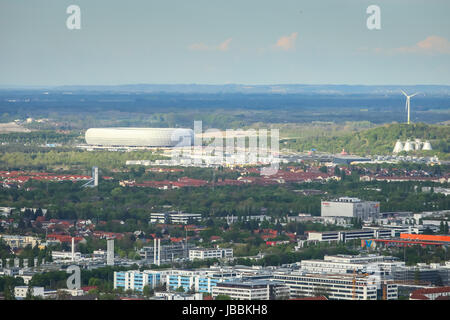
left=364, top=233, right=450, bottom=249
left=321, top=197, right=380, bottom=220
left=211, top=280, right=289, bottom=300
left=393, top=139, right=432, bottom=153
left=85, top=127, right=194, bottom=147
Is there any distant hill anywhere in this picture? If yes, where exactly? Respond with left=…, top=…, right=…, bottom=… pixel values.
left=285, top=123, right=450, bottom=158
left=50, top=84, right=450, bottom=95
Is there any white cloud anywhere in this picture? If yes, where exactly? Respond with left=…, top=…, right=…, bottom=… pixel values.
left=188, top=38, right=233, bottom=51
left=394, top=35, right=450, bottom=54
left=370, top=36, right=450, bottom=55
left=274, top=32, right=298, bottom=51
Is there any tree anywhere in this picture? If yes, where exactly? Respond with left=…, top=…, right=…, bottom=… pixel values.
left=215, top=294, right=231, bottom=300
left=334, top=166, right=340, bottom=176
left=175, top=286, right=185, bottom=293
left=3, top=283, right=15, bottom=300
left=25, top=284, right=33, bottom=300
left=142, top=285, right=153, bottom=297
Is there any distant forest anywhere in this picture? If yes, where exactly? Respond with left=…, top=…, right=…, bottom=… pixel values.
left=0, top=90, right=449, bottom=130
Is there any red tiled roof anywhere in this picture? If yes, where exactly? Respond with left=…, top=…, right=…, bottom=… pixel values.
left=81, top=286, right=98, bottom=292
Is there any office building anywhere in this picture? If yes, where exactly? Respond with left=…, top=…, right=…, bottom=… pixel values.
left=167, top=269, right=237, bottom=293
left=299, top=254, right=404, bottom=275
left=321, top=197, right=380, bottom=220
left=114, top=270, right=164, bottom=292
left=14, top=286, right=57, bottom=299
left=150, top=211, right=202, bottom=224
left=189, top=248, right=233, bottom=261
left=139, top=242, right=195, bottom=262
left=392, top=263, right=450, bottom=286
left=273, top=272, right=398, bottom=300
left=212, top=280, right=289, bottom=300
left=107, top=239, right=114, bottom=266
left=51, top=251, right=81, bottom=261
left=0, top=235, right=40, bottom=249
left=307, top=228, right=393, bottom=243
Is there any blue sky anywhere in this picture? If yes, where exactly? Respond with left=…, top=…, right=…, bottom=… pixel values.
left=1, top=0, right=450, bottom=86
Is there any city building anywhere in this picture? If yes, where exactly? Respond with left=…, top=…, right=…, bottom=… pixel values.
left=166, top=269, right=237, bottom=294
left=14, top=286, right=57, bottom=299
left=321, top=197, right=380, bottom=220
left=299, top=254, right=404, bottom=275
left=409, top=286, right=450, bottom=300
left=212, top=280, right=289, bottom=300
left=391, top=263, right=450, bottom=286
left=51, top=251, right=81, bottom=261
left=107, top=239, right=114, bottom=266
left=114, top=270, right=164, bottom=292
left=307, top=228, right=393, bottom=243
left=273, top=272, right=398, bottom=300
left=150, top=211, right=202, bottom=224
left=366, top=233, right=450, bottom=249
left=154, top=292, right=203, bottom=300
left=139, top=242, right=195, bottom=262
left=0, top=235, right=40, bottom=249
left=189, top=248, right=233, bottom=261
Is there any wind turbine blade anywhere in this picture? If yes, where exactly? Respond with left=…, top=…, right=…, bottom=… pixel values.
left=410, top=92, right=419, bottom=97
left=401, top=90, right=408, bottom=96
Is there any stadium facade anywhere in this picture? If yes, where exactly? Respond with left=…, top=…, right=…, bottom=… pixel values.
left=85, top=127, right=194, bottom=147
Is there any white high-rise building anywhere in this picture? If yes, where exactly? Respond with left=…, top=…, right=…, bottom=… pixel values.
left=93, top=167, right=98, bottom=187
left=107, top=239, right=114, bottom=266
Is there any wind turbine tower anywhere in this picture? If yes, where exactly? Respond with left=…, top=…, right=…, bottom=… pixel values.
left=401, top=90, right=419, bottom=125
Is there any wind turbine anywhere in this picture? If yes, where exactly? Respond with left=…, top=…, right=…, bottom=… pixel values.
left=401, top=90, right=419, bottom=124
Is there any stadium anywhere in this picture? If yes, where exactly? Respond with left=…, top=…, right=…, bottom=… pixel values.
left=85, top=128, right=194, bottom=147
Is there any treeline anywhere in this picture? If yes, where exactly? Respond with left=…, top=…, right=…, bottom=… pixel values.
left=1, top=178, right=449, bottom=231
left=0, top=131, right=81, bottom=145
left=0, top=150, right=165, bottom=170
left=284, top=123, right=450, bottom=158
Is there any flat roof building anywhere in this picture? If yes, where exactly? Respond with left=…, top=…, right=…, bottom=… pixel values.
left=273, top=271, right=397, bottom=300
left=321, top=197, right=380, bottom=220
left=189, top=248, right=233, bottom=261
left=114, top=270, right=165, bottom=292
left=212, top=280, right=289, bottom=300
left=307, top=228, right=393, bottom=243
left=150, top=211, right=202, bottom=224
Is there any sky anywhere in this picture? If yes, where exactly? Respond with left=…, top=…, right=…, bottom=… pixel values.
left=1, top=0, right=450, bottom=86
